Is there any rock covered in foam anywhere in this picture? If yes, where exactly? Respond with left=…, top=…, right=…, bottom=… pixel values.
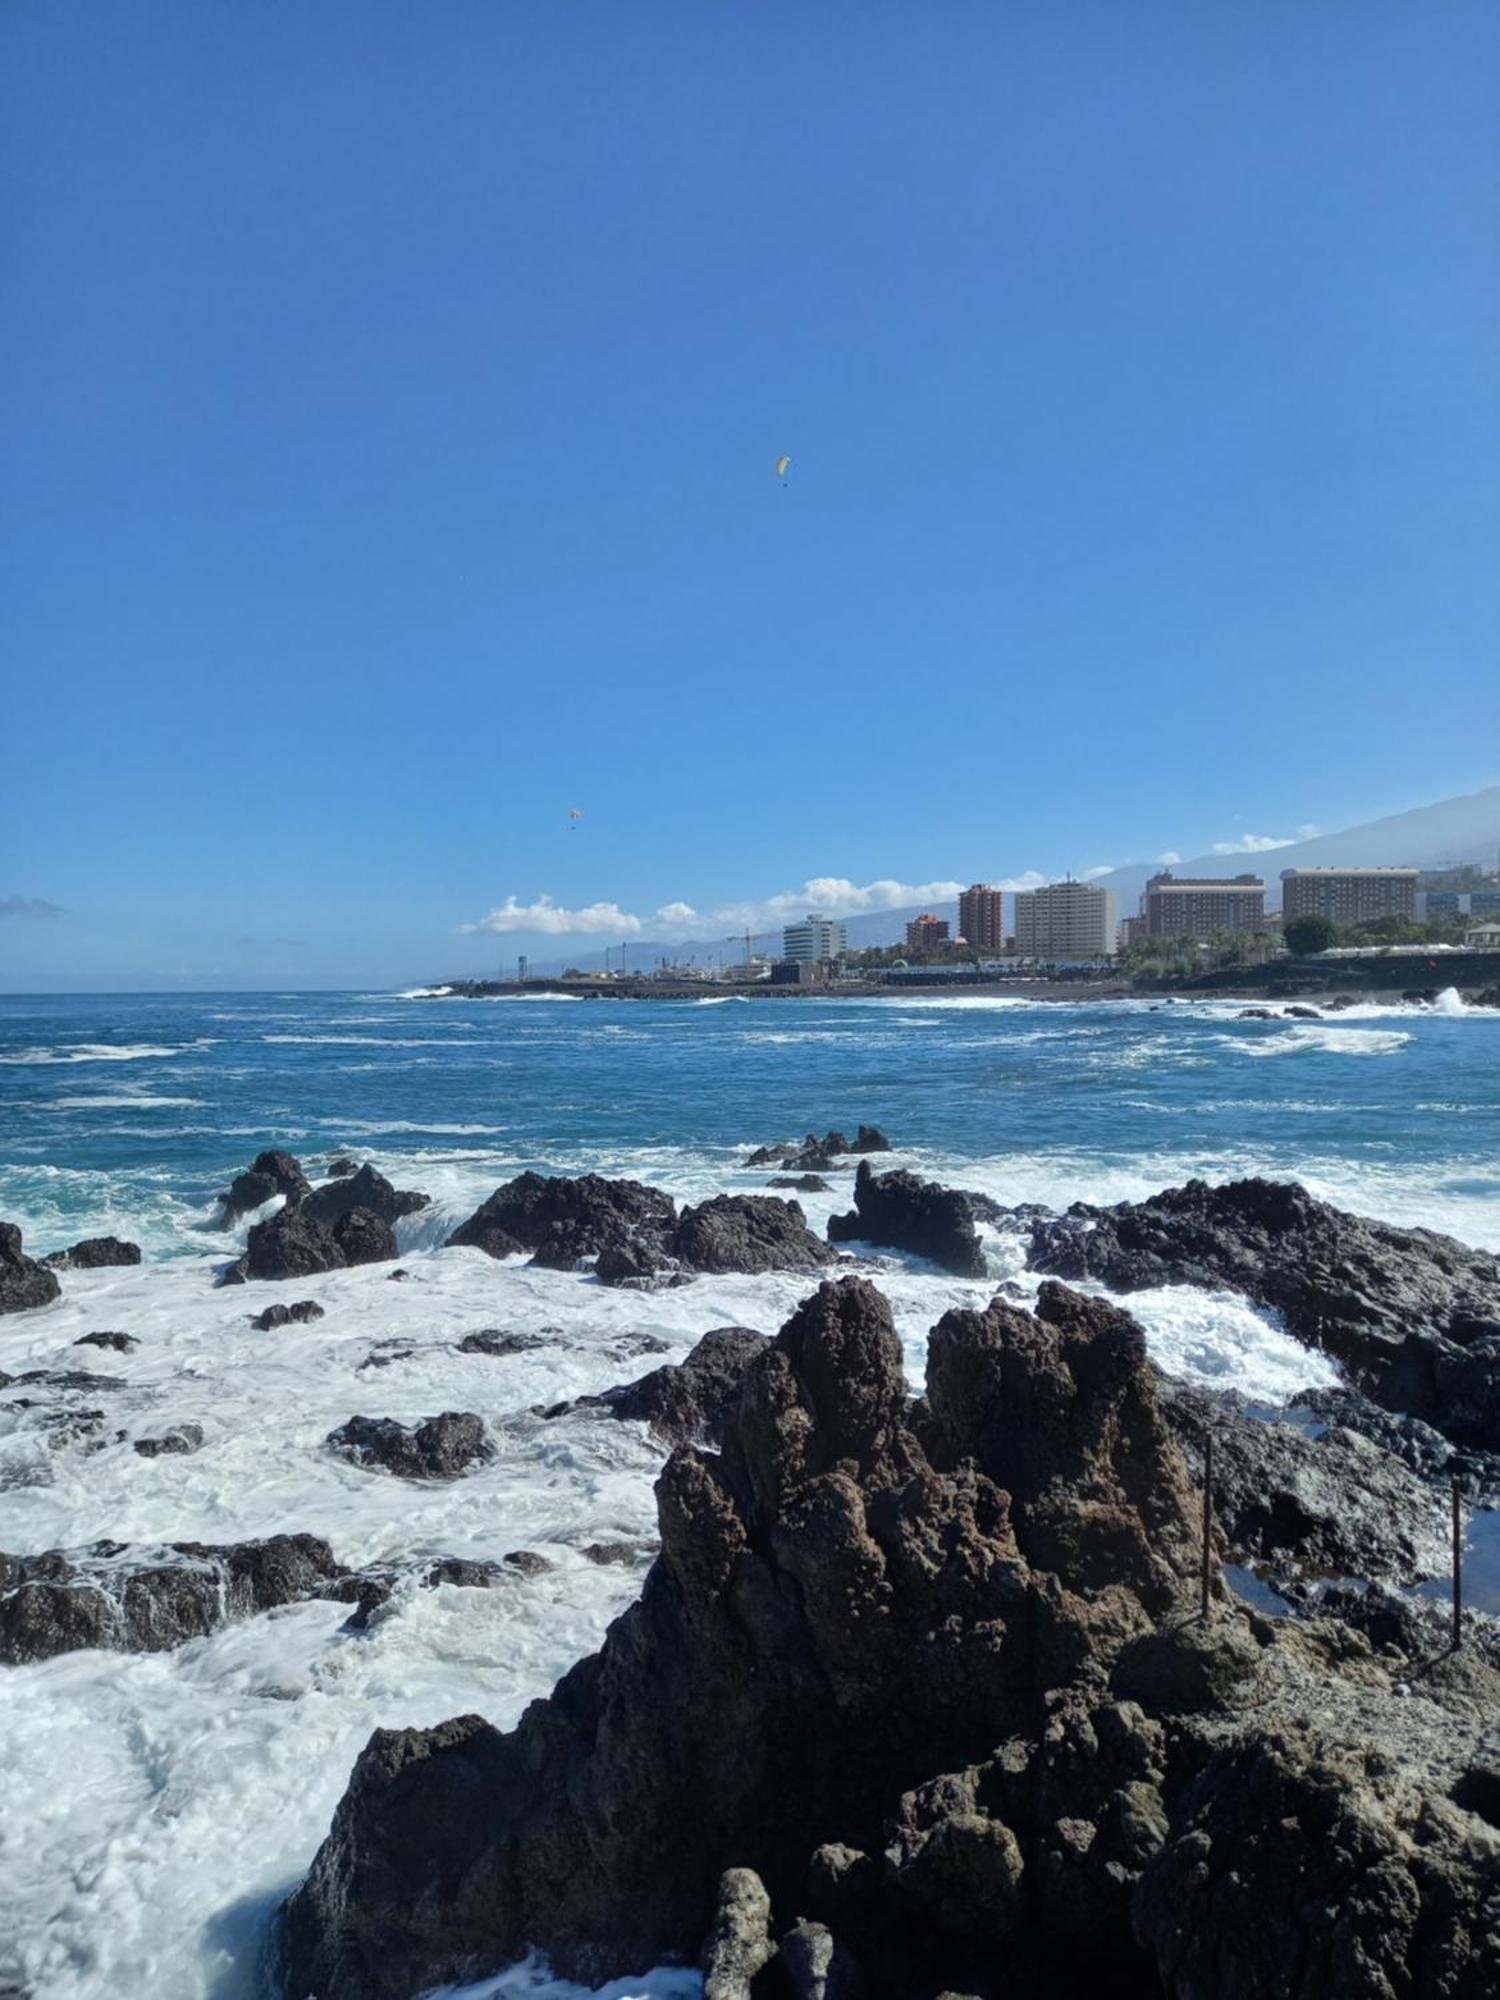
left=41, top=1235, right=142, bottom=1271
left=0, top=1221, right=61, bottom=1316
left=325, top=1411, right=495, bottom=1481
left=218, top=1150, right=311, bottom=1224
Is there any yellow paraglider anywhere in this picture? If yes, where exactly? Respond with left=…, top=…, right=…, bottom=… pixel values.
left=774, top=455, right=790, bottom=482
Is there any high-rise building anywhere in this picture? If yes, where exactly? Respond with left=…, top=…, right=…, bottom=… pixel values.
left=1014, top=880, right=1118, bottom=960
left=957, top=884, right=1004, bottom=953
left=781, top=914, right=848, bottom=963
left=1281, top=868, right=1418, bottom=928
left=1145, top=873, right=1265, bottom=939
left=905, top=913, right=951, bottom=954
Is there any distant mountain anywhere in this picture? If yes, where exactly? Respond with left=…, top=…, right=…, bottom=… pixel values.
left=509, top=782, right=1500, bottom=976
left=1094, top=781, right=1500, bottom=915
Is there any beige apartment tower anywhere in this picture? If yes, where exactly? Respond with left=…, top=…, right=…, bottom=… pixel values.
left=1014, top=880, right=1118, bottom=959
left=1281, top=868, right=1418, bottom=927
left=1144, top=872, right=1265, bottom=939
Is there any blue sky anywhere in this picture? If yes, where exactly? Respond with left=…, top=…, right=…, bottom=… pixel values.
left=3, top=2, right=1496, bottom=989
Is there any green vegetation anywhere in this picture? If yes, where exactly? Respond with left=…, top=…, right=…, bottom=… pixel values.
left=1283, top=914, right=1338, bottom=956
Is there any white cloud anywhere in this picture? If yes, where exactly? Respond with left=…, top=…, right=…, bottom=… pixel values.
left=1155, top=851, right=1181, bottom=866
left=459, top=896, right=644, bottom=937
left=1210, top=833, right=1299, bottom=855
left=1081, top=866, right=1115, bottom=881
left=654, top=901, right=699, bottom=927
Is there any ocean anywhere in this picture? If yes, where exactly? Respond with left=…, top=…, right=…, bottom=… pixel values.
left=2, top=985, right=1497, bottom=1999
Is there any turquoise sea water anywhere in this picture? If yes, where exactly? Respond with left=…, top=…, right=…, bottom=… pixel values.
left=3, top=986, right=1499, bottom=1256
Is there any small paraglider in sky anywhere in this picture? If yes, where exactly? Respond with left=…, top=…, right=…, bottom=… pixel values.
left=567, top=808, right=582, bottom=830
left=774, top=455, right=790, bottom=483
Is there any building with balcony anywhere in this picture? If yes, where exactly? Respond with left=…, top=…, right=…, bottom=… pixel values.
left=1144, top=872, right=1265, bottom=939
left=957, top=884, right=1005, bottom=953
left=1013, top=879, right=1118, bottom=960
left=905, top=913, right=950, bottom=954
left=1281, top=868, right=1418, bottom=928
left=781, top=914, right=848, bottom=963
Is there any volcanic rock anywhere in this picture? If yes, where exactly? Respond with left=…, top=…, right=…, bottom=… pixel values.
left=133, top=1424, right=205, bottom=1458
left=252, top=1299, right=326, bottom=1330
left=0, top=1533, right=347, bottom=1663
left=331, top=1206, right=398, bottom=1267
left=41, top=1235, right=142, bottom=1271
left=828, top=1161, right=989, bottom=1278
left=219, top=1151, right=310, bottom=1223
left=278, top=1276, right=1201, bottom=1998
left=564, top=1328, right=769, bottom=1447
left=1159, top=1383, right=1449, bottom=1583
left=768, top=1174, right=833, bottom=1192
left=75, top=1331, right=138, bottom=1352
left=701, top=1867, right=776, bottom=1999
left=327, top=1157, right=358, bottom=1177
left=448, top=1172, right=677, bottom=1266
left=671, top=1195, right=836, bottom=1275
left=236, top=1204, right=346, bottom=1284
left=594, top=1237, right=675, bottom=1288
left=746, top=1127, right=893, bottom=1172
left=457, top=1329, right=547, bottom=1357
left=0, top=1222, right=61, bottom=1316
left=326, top=1412, right=495, bottom=1481
left=1026, top=1177, right=1500, bottom=1450
left=303, top=1164, right=430, bottom=1231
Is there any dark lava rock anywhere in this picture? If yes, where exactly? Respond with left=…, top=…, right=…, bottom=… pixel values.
left=219, top=1151, right=311, bottom=1223
left=41, top=1235, right=142, bottom=1271
left=303, top=1164, right=430, bottom=1231
left=133, top=1424, right=205, bottom=1459
left=326, top=1412, right=495, bottom=1481
left=242, top=1204, right=345, bottom=1283
left=74, top=1331, right=138, bottom=1353
left=828, top=1160, right=989, bottom=1278
left=423, top=1558, right=507, bottom=1590
left=278, top=1276, right=1204, bottom=1997
left=746, top=1127, right=893, bottom=1172
left=579, top=1541, right=652, bottom=1567
left=457, top=1329, right=547, bottom=1358
left=1160, top=1383, right=1449, bottom=1583
left=358, top=1345, right=417, bottom=1370
left=1290, top=1384, right=1500, bottom=1499
left=1026, top=1177, right=1500, bottom=1451
left=768, top=1174, right=833, bottom=1193
left=1284, top=1005, right=1322, bottom=1020
left=0, top=1533, right=347, bottom=1663
left=572, top=1328, right=769, bottom=1447
left=252, top=1299, right=326, bottom=1331
left=1236, top=1008, right=1276, bottom=1021
left=328, top=1157, right=358, bottom=1177
left=4, top=1368, right=124, bottom=1395
left=671, top=1195, right=836, bottom=1276
left=388, top=1268, right=410, bottom=1281
left=595, top=1237, right=674, bottom=1288
left=447, top=1172, right=677, bottom=1265
left=502, top=1549, right=553, bottom=1577
left=332, top=1206, right=398, bottom=1268
left=0, top=1221, right=61, bottom=1316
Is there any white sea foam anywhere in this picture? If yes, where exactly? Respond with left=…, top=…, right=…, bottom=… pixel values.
left=261, top=1035, right=490, bottom=1048
left=53, top=1094, right=205, bottom=1110
left=1223, top=1026, right=1411, bottom=1058
left=441, top=1962, right=702, bottom=1999
left=0, top=1043, right=208, bottom=1067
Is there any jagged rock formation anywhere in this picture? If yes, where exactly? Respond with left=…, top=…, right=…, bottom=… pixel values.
left=41, top=1235, right=142, bottom=1270
left=1026, top=1178, right=1500, bottom=1450
left=746, top=1127, right=892, bottom=1171
left=279, top=1275, right=1500, bottom=2000
left=325, top=1411, right=495, bottom=1480
left=218, top=1150, right=311, bottom=1223
left=670, top=1195, right=836, bottom=1275
left=550, top=1328, right=770, bottom=1446
left=301, top=1163, right=429, bottom=1231
left=448, top=1172, right=676, bottom=1264
left=828, top=1161, right=992, bottom=1278
left=238, top=1203, right=346, bottom=1282
left=0, top=1222, right=61, bottom=1315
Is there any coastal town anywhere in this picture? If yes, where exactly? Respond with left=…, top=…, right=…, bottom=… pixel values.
left=439, top=862, right=1500, bottom=1000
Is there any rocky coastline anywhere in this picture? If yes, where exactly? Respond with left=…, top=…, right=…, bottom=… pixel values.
left=3, top=1139, right=1499, bottom=1998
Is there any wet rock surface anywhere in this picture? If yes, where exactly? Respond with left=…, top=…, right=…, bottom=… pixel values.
left=0, top=1533, right=348, bottom=1664
left=74, top=1330, right=138, bottom=1353
left=301, top=1163, right=430, bottom=1231
left=133, top=1423, right=205, bottom=1458
left=746, top=1127, right=892, bottom=1171
left=1026, top=1177, right=1500, bottom=1451
left=672, top=1194, right=836, bottom=1275
left=41, top=1235, right=142, bottom=1271
left=325, top=1411, right=495, bottom=1481
left=239, top=1204, right=346, bottom=1283
left=218, top=1151, right=311, bottom=1223
left=448, top=1170, right=678, bottom=1265
left=828, top=1161, right=991, bottom=1278
left=330, top=1206, right=398, bottom=1268
left=279, top=1274, right=1500, bottom=2000
left=0, top=1222, right=61, bottom=1316
left=252, top=1299, right=326, bottom=1331
left=559, top=1327, right=770, bottom=1446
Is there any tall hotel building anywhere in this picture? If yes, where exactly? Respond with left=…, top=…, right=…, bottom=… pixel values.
left=1013, top=880, right=1118, bottom=959
left=1281, top=868, right=1418, bottom=927
left=957, top=884, right=1005, bottom=953
left=1144, top=872, right=1265, bottom=939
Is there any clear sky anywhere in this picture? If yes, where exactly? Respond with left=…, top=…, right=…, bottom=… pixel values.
left=3, top=2, right=1497, bottom=989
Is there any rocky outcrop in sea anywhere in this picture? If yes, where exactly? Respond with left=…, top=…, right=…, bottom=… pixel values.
left=276, top=1272, right=1500, bottom=2000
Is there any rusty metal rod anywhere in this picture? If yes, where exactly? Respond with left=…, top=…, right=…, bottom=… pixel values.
left=1452, top=1477, right=1463, bottom=1652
